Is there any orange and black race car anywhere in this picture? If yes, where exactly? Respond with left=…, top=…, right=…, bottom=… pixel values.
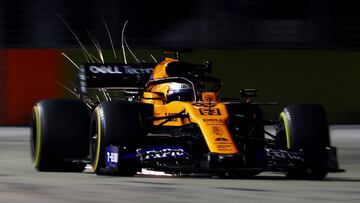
left=31, top=50, right=344, bottom=179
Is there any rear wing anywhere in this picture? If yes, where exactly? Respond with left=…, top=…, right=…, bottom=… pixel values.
left=79, top=63, right=155, bottom=95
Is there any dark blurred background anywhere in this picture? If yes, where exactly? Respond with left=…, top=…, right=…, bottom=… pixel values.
left=0, top=0, right=359, bottom=125
left=1, top=0, right=360, bottom=49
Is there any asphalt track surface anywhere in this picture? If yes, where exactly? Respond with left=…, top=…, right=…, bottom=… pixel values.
left=0, top=126, right=359, bottom=203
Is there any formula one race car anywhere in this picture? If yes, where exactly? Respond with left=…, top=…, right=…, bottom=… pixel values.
left=31, top=50, right=343, bottom=179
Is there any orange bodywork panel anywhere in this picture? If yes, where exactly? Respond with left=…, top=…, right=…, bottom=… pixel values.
left=146, top=58, right=179, bottom=100
left=151, top=57, right=178, bottom=80
left=144, top=57, right=238, bottom=154
left=142, top=92, right=165, bottom=105
left=152, top=101, right=238, bottom=154
left=201, top=92, right=217, bottom=102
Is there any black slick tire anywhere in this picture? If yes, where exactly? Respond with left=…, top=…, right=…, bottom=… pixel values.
left=90, top=101, right=149, bottom=176
left=31, top=99, right=90, bottom=172
left=277, top=104, right=330, bottom=179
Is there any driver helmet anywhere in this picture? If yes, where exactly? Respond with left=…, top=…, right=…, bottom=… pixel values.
left=166, top=82, right=193, bottom=102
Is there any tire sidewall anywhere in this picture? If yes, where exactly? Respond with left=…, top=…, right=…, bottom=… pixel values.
left=90, top=101, right=148, bottom=175
left=278, top=104, right=329, bottom=179
left=31, top=99, right=90, bottom=171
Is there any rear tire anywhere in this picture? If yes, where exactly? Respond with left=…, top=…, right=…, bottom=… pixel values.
left=90, top=101, right=149, bottom=176
left=277, top=104, right=330, bottom=179
left=31, top=100, right=90, bottom=172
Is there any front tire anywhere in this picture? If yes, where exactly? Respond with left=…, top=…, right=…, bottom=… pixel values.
left=90, top=101, right=149, bottom=176
left=277, top=104, right=330, bottom=179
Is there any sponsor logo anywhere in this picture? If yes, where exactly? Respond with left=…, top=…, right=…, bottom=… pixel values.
left=122, top=66, right=139, bottom=74
left=215, top=137, right=229, bottom=142
left=133, top=67, right=153, bottom=74
left=138, top=146, right=188, bottom=160
left=105, top=146, right=119, bottom=169
left=122, top=66, right=152, bottom=74
left=107, top=152, right=118, bottom=163
left=164, top=112, right=183, bottom=121
left=217, top=148, right=233, bottom=151
left=88, top=65, right=153, bottom=75
left=216, top=144, right=232, bottom=149
left=165, top=112, right=180, bottom=116
left=144, top=148, right=184, bottom=159
left=211, top=125, right=224, bottom=136
left=199, top=108, right=221, bottom=115
left=203, top=118, right=223, bottom=122
left=194, top=103, right=216, bottom=108
left=89, top=65, right=123, bottom=74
